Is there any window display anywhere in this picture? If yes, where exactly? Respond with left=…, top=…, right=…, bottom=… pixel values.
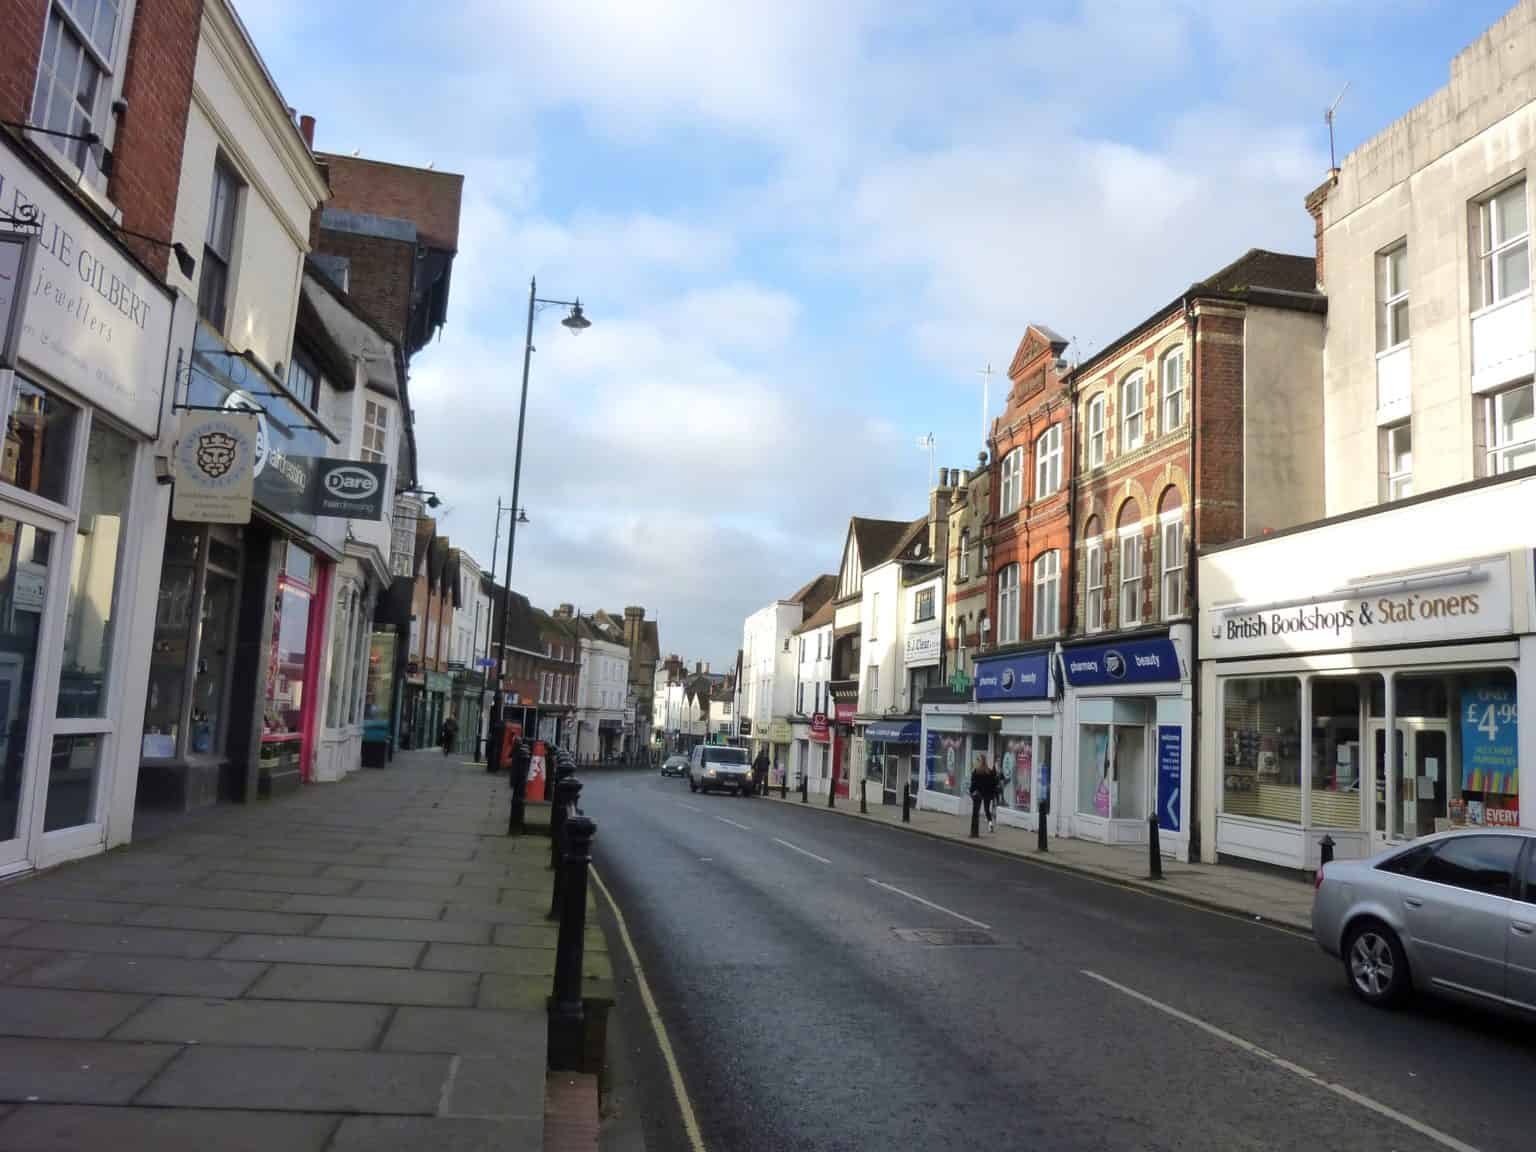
left=3, top=378, right=76, bottom=504
left=1222, top=677, right=1302, bottom=824
left=999, top=734, right=1031, bottom=811
left=264, top=547, right=314, bottom=738
left=1310, top=677, right=1369, bottom=829
left=0, top=519, right=53, bottom=842
left=926, top=731, right=967, bottom=796
left=1079, top=722, right=1148, bottom=820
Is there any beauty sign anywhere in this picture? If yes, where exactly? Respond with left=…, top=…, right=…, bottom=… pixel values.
left=1460, top=679, right=1517, bottom=795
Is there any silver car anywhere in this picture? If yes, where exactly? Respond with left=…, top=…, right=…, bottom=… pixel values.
left=1313, top=828, right=1536, bottom=1011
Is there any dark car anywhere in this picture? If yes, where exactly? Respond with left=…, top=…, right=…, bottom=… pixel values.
left=660, top=754, right=689, bottom=778
left=688, top=745, right=752, bottom=796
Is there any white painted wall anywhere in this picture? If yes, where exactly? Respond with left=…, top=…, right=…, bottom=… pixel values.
left=859, top=565, right=900, bottom=714
left=793, top=624, right=832, bottom=717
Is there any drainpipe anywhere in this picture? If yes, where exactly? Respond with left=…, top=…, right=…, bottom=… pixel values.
left=1183, top=293, right=1202, bottom=862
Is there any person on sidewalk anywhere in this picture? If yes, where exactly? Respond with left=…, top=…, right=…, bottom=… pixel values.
left=440, top=713, right=459, bottom=756
left=752, top=747, right=770, bottom=795
left=971, top=753, right=999, bottom=832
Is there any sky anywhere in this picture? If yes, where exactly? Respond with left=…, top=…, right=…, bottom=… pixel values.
left=240, top=0, right=1514, bottom=669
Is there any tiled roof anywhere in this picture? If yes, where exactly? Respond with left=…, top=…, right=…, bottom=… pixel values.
left=851, top=517, right=914, bottom=569
left=793, top=597, right=836, bottom=634
left=788, top=573, right=838, bottom=616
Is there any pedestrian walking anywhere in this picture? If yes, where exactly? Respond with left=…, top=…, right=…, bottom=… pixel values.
left=440, top=713, right=459, bottom=756
left=971, top=753, right=999, bottom=832
left=752, top=746, right=770, bottom=795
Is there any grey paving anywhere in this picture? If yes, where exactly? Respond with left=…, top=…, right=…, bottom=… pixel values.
left=354, top=881, right=499, bottom=904
left=192, top=857, right=324, bottom=876
left=214, top=934, right=423, bottom=967
left=278, top=895, right=445, bottom=920
left=382, top=1006, right=545, bottom=1057
left=248, top=964, right=479, bottom=1006
left=440, top=903, right=549, bottom=926
left=422, top=943, right=565, bottom=977
left=5, top=923, right=229, bottom=959
left=0, top=898, right=140, bottom=924
left=0, top=1038, right=177, bottom=1103
left=0, top=921, right=26, bottom=941
left=138, top=1046, right=451, bottom=1113
left=124, top=906, right=323, bottom=935
left=200, top=872, right=357, bottom=895
left=111, top=885, right=291, bottom=911
left=321, top=864, right=466, bottom=884
left=476, top=975, right=548, bottom=1012
left=311, top=916, right=491, bottom=944
left=441, top=1055, right=546, bottom=1118
left=0, top=949, right=57, bottom=981
left=15, top=953, right=266, bottom=997
left=0, top=1106, right=340, bottom=1152
left=0, top=988, right=146, bottom=1039
left=491, top=924, right=560, bottom=949
left=328, top=1115, right=542, bottom=1151
left=112, top=997, right=390, bottom=1049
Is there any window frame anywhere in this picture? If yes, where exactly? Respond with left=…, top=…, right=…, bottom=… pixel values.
left=1086, top=394, right=1106, bottom=468
left=999, top=447, right=1023, bottom=515
left=1085, top=536, right=1105, bottom=634
left=1118, top=528, right=1143, bottom=628
left=1478, top=181, right=1531, bottom=310
left=362, top=398, right=390, bottom=464
left=29, top=0, right=135, bottom=192
left=866, top=663, right=879, bottom=712
left=1383, top=421, right=1413, bottom=500
left=1378, top=242, right=1410, bottom=351
left=1160, top=348, right=1185, bottom=433
left=913, top=587, right=936, bottom=623
left=1159, top=514, right=1184, bottom=621
left=958, top=529, right=970, bottom=580
left=1034, top=424, right=1062, bottom=500
left=287, top=352, right=320, bottom=413
left=1032, top=550, right=1060, bottom=639
left=1485, top=381, right=1536, bottom=476
left=1120, top=371, right=1145, bottom=451
left=199, top=155, right=243, bottom=333
left=996, top=562, right=1020, bottom=646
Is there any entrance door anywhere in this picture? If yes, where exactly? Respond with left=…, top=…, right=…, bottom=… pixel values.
left=1369, top=720, right=1451, bottom=841
left=0, top=513, right=59, bottom=871
left=882, top=753, right=898, bottom=805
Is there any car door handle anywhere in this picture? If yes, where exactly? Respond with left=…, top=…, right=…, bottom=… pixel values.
left=1514, top=922, right=1535, bottom=936
left=1404, top=898, right=1424, bottom=908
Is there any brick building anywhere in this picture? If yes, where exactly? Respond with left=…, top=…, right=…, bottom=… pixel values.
left=940, top=454, right=991, bottom=692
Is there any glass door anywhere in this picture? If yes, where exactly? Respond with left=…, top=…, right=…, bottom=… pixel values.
left=1405, top=721, right=1450, bottom=838
left=0, top=513, right=57, bottom=870
left=1368, top=721, right=1405, bottom=843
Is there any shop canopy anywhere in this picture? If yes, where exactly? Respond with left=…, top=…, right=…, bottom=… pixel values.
left=866, top=719, right=920, bottom=744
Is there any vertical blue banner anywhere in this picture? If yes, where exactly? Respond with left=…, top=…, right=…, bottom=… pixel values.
left=1157, top=725, right=1182, bottom=833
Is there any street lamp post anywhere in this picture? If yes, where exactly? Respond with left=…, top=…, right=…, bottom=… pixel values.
left=490, top=276, right=590, bottom=836
left=479, top=500, right=529, bottom=765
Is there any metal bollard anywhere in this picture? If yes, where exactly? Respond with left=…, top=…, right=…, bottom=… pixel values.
left=549, top=777, right=582, bottom=874
left=859, top=777, right=868, bottom=814
left=1319, top=834, right=1336, bottom=867
left=1037, top=798, right=1049, bottom=853
left=781, top=772, right=788, bottom=799
left=508, top=747, right=529, bottom=835
left=1148, top=814, right=1163, bottom=879
left=901, top=783, right=911, bottom=824
left=549, top=780, right=583, bottom=920
left=970, top=792, right=981, bottom=838
left=828, top=774, right=836, bottom=808
left=548, top=814, right=596, bottom=1072
left=486, top=721, right=503, bottom=775
left=801, top=771, right=809, bottom=803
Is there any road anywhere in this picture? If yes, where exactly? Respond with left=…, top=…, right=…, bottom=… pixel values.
left=584, top=770, right=1535, bottom=1152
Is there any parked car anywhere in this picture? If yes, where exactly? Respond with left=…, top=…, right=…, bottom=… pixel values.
left=1313, top=828, right=1536, bottom=1011
left=660, top=754, right=689, bottom=778
left=688, top=745, right=752, bottom=796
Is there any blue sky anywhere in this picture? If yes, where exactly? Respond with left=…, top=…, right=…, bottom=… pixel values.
left=240, top=0, right=1514, bottom=667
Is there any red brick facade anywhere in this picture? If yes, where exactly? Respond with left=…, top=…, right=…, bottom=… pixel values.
left=0, top=2, right=47, bottom=128
left=987, top=325, right=1074, bottom=649
left=317, top=153, right=463, bottom=251
left=311, top=227, right=417, bottom=346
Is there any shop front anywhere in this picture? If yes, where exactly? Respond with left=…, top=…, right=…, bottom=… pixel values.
left=831, top=696, right=855, bottom=797
left=864, top=718, right=919, bottom=805
left=789, top=711, right=830, bottom=794
left=766, top=717, right=792, bottom=786
left=1061, top=629, right=1191, bottom=857
left=0, top=138, right=183, bottom=870
left=1200, top=494, right=1533, bottom=869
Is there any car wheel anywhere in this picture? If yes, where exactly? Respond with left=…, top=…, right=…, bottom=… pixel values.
left=1344, top=920, right=1410, bottom=1007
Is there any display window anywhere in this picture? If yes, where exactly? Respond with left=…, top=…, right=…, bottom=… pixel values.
left=1222, top=677, right=1302, bottom=824
left=264, top=543, right=315, bottom=739
left=1079, top=720, right=1148, bottom=820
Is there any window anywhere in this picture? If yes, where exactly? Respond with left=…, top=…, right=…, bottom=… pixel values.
left=1160, top=517, right=1183, bottom=620
left=1086, top=536, right=1105, bottom=633
left=797, top=682, right=805, bottom=713
left=1119, top=531, right=1142, bottom=627
left=866, top=664, right=879, bottom=712
left=287, top=354, right=319, bottom=411
left=869, top=593, right=879, bottom=640
left=31, top=1, right=121, bottom=182
left=1120, top=372, right=1144, bottom=450
left=1485, top=382, right=1535, bottom=474
left=1377, top=844, right=1433, bottom=877
left=1034, top=424, right=1062, bottom=499
left=914, top=587, right=935, bottom=622
left=1478, top=182, right=1529, bottom=308
left=1418, top=836, right=1523, bottom=898
left=1086, top=395, right=1106, bottom=467
left=999, top=447, right=1023, bottom=515
left=199, top=158, right=241, bottom=331
left=1378, top=243, right=1409, bottom=349
left=1160, top=349, right=1184, bottom=432
left=1221, top=677, right=1302, bottom=824
left=996, top=563, right=1020, bottom=645
left=4, top=377, right=78, bottom=504
left=1032, top=551, right=1060, bottom=638
left=959, top=529, right=970, bottom=579
left=1383, top=422, right=1413, bottom=499
left=362, top=400, right=389, bottom=463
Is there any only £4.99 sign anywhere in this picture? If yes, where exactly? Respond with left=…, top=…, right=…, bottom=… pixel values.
left=1460, top=679, right=1517, bottom=796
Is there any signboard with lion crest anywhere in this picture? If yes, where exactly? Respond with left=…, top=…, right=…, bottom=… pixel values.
left=172, top=411, right=258, bottom=523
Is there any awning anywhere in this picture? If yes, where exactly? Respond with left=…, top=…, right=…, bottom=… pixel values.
left=866, top=719, right=920, bottom=744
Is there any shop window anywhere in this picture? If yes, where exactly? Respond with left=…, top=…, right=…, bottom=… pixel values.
left=264, top=546, right=315, bottom=739
left=998, top=731, right=1033, bottom=812
left=326, top=587, right=354, bottom=727
left=4, top=378, right=78, bottom=505
left=1222, top=677, right=1302, bottom=825
left=926, top=731, right=967, bottom=797
left=58, top=419, right=134, bottom=717
left=1310, top=676, right=1372, bottom=830
left=0, top=520, right=54, bottom=842
left=1078, top=722, right=1147, bottom=821
left=43, top=733, right=101, bottom=832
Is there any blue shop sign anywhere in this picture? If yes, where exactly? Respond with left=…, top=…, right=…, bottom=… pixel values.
left=1062, top=637, right=1181, bottom=687
left=1157, top=725, right=1182, bottom=833
left=974, top=652, right=1051, bottom=701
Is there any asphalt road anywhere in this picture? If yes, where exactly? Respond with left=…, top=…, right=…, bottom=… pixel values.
left=585, top=770, right=1536, bottom=1152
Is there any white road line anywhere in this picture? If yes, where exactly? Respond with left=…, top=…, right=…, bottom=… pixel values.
left=866, top=877, right=991, bottom=930
left=772, top=837, right=830, bottom=864
left=714, top=815, right=752, bottom=831
left=1081, top=969, right=1481, bottom=1152
left=676, top=801, right=702, bottom=812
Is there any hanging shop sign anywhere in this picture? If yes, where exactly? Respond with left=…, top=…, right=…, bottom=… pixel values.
left=767, top=718, right=792, bottom=743
left=974, top=651, right=1051, bottom=701
left=810, top=712, right=830, bottom=742
left=1, top=141, right=171, bottom=434
left=172, top=411, right=258, bottom=523
left=1063, top=637, right=1182, bottom=687
left=1157, top=725, right=1182, bottom=833
left=904, top=627, right=942, bottom=667
left=739, top=718, right=752, bottom=736
left=0, top=231, right=37, bottom=366
left=835, top=700, right=856, bottom=724
left=313, top=459, right=388, bottom=520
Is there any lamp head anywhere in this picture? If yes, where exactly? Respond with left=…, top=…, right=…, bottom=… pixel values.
left=172, top=242, right=197, bottom=280
left=561, top=300, right=591, bottom=332
left=516, top=509, right=530, bottom=524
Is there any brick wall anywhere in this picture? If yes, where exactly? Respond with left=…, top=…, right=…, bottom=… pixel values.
left=0, top=1, right=46, bottom=125
left=316, top=152, right=464, bottom=250
left=1192, top=306, right=1247, bottom=548
left=313, top=229, right=415, bottom=345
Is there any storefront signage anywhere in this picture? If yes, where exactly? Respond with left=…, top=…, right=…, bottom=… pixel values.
left=739, top=718, right=752, bottom=736
left=1460, top=678, right=1517, bottom=796
left=0, top=231, right=37, bottom=366
left=810, top=712, right=830, bottom=742
left=974, top=652, right=1050, bottom=701
left=172, top=411, right=258, bottom=523
left=1063, top=638, right=1181, bottom=686
left=835, top=700, right=856, bottom=723
left=314, top=460, right=388, bottom=520
left=362, top=632, right=396, bottom=742
left=1207, top=562, right=1511, bottom=659
left=904, top=628, right=941, bottom=667
left=767, top=718, right=792, bottom=743
left=1, top=143, right=171, bottom=436
left=1157, top=725, right=1182, bottom=833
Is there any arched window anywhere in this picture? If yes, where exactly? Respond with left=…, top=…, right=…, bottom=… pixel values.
left=1117, top=499, right=1143, bottom=627
left=1086, top=394, right=1106, bottom=467
left=1121, top=371, right=1145, bottom=450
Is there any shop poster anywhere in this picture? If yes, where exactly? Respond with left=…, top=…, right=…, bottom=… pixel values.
left=1093, top=729, right=1111, bottom=817
left=1001, top=736, right=1031, bottom=810
left=1157, top=725, right=1182, bottom=833
left=1461, top=679, right=1517, bottom=795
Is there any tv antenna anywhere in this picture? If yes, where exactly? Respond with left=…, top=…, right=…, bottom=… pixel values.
left=1326, top=81, right=1350, bottom=172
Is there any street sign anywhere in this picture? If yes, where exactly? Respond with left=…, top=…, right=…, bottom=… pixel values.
left=476, top=658, right=496, bottom=668
left=172, top=411, right=258, bottom=523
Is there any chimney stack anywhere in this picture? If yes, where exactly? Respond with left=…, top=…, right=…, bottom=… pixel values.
left=299, top=114, right=316, bottom=149
left=939, top=467, right=950, bottom=487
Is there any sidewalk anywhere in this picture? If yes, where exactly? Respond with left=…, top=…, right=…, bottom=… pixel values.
left=0, top=749, right=608, bottom=1152
left=765, top=789, right=1316, bottom=932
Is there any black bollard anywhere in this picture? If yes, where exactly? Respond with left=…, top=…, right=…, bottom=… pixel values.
left=781, top=771, right=788, bottom=799
left=508, top=743, right=529, bottom=835
left=801, top=770, right=809, bottom=803
left=828, top=773, right=835, bottom=808
left=548, top=814, right=595, bottom=1072
left=1037, top=798, right=1049, bottom=853
left=902, top=782, right=911, bottom=823
left=1319, top=833, right=1336, bottom=867
left=550, top=776, right=582, bottom=874
left=1148, top=814, right=1163, bottom=880
left=859, top=776, right=868, bottom=815
left=970, top=792, right=981, bottom=838
left=486, top=720, right=503, bottom=775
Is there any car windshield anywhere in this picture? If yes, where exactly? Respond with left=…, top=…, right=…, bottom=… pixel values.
left=703, top=748, right=749, bottom=766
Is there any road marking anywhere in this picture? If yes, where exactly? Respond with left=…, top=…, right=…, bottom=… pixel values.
left=714, top=816, right=751, bottom=831
left=591, top=864, right=708, bottom=1152
left=772, top=837, right=830, bottom=864
left=676, top=801, right=702, bottom=812
left=1081, top=969, right=1481, bottom=1152
left=866, top=877, right=991, bottom=930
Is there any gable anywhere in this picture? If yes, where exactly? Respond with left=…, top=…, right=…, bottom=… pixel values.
left=838, top=524, right=862, bottom=600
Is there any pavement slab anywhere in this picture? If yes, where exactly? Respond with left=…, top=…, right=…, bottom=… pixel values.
left=137, top=1046, right=450, bottom=1114
left=213, top=934, right=424, bottom=967
left=0, top=1038, right=178, bottom=1104
left=311, top=916, right=491, bottom=944
left=15, top=952, right=267, bottom=998
left=382, top=1006, right=546, bottom=1058
left=0, top=1105, right=340, bottom=1152
left=111, top=997, right=391, bottom=1049
left=0, top=988, right=147, bottom=1039
left=278, top=895, right=445, bottom=920
left=4, top=923, right=230, bottom=959
left=123, top=906, right=323, bottom=935
left=329, top=1115, right=543, bottom=1152
left=0, top=898, right=141, bottom=924
left=248, top=963, right=479, bottom=1006
left=200, top=872, right=358, bottom=895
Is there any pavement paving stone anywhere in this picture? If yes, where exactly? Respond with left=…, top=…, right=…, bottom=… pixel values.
left=0, top=921, right=25, bottom=940
left=442, top=1054, right=546, bottom=1118
left=422, top=943, right=557, bottom=977
left=213, top=934, right=423, bottom=967
left=0, top=1105, right=340, bottom=1152
left=382, top=1006, right=546, bottom=1058
left=111, top=885, right=291, bottom=911
left=310, top=916, right=491, bottom=944
left=489, top=924, right=559, bottom=949
left=475, top=974, right=548, bottom=1012
left=321, top=865, right=466, bottom=885
left=185, top=857, right=325, bottom=877
left=248, top=963, right=479, bottom=1006
left=4, top=923, right=230, bottom=959
left=279, top=895, right=445, bottom=920
left=137, top=1046, right=450, bottom=1114
left=441, top=903, right=550, bottom=926
left=328, top=1115, right=542, bottom=1152
left=15, top=953, right=267, bottom=998
left=0, top=1038, right=178, bottom=1104
left=0, top=948, right=61, bottom=981
left=0, top=988, right=147, bottom=1039
left=0, top=897, right=140, bottom=924
left=124, top=906, right=323, bottom=935
left=111, top=997, right=391, bottom=1049
left=354, top=881, right=500, bottom=904
left=199, top=872, right=358, bottom=896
